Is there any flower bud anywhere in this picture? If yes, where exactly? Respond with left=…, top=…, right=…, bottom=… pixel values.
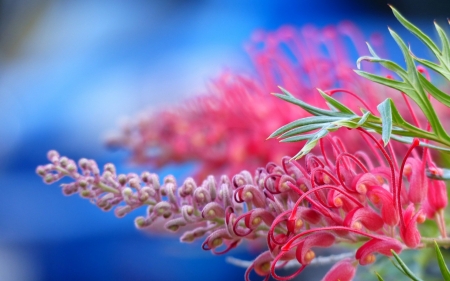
left=355, top=237, right=402, bottom=265
left=321, top=258, right=356, bottom=281
left=164, top=217, right=187, bottom=232
left=47, top=150, right=60, bottom=163
left=202, top=202, right=225, bottom=220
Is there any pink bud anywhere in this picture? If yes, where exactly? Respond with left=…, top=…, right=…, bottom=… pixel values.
left=427, top=178, right=448, bottom=212
left=351, top=173, right=379, bottom=194
left=355, top=238, right=402, bottom=265
left=367, top=186, right=399, bottom=226
left=405, top=158, right=428, bottom=204
left=344, top=207, right=384, bottom=231
left=295, top=233, right=335, bottom=265
left=321, top=258, right=356, bottom=281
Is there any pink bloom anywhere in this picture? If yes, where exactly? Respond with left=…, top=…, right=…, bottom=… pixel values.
left=321, top=258, right=356, bottom=281
left=355, top=237, right=403, bottom=265
left=105, top=23, right=400, bottom=179
left=37, top=126, right=442, bottom=281
left=399, top=204, right=422, bottom=248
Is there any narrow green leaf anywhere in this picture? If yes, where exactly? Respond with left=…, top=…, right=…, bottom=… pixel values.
left=434, top=241, right=450, bottom=280
left=390, top=250, right=423, bottom=281
left=418, top=73, right=450, bottom=107
left=390, top=258, right=407, bottom=275
left=272, top=93, right=342, bottom=117
left=390, top=5, right=441, bottom=57
left=357, top=55, right=407, bottom=78
left=281, top=134, right=315, bottom=143
left=292, top=124, right=338, bottom=159
left=434, top=21, right=450, bottom=66
left=269, top=116, right=342, bottom=138
left=278, top=86, right=294, bottom=97
left=388, top=27, right=419, bottom=83
left=354, top=70, right=413, bottom=93
left=377, top=99, right=393, bottom=146
left=412, top=56, right=450, bottom=81
left=318, top=89, right=356, bottom=114
left=279, top=123, right=325, bottom=138
left=375, top=272, right=385, bottom=281
left=357, top=111, right=373, bottom=126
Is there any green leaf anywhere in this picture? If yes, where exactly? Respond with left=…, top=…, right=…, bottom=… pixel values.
left=377, top=99, right=393, bottom=146
left=412, top=56, right=450, bottom=80
left=434, top=21, right=450, bottom=66
left=269, top=116, right=342, bottom=138
left=390, top=250, right=423, bottom=281
left=318, top=89, right=356, bottom=114
left=273, top=90, right=345, bottom=117
left=434, top=241, right=450, bottom=280
left=354, top=70, right=413, bottom=93
left=280, top=134, right=315, bottom=143
left=390, top=5, right=441, bottom=57
left=291, top=124, right=339, bottom=159
left=418, top=73, right=450, bottom=107
left=279, top=123, right=325, bottom=138
left=375, top=272, right=385, bottom=281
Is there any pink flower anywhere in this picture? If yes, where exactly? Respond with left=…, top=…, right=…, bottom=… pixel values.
left=355, top=237, right=403, bottom=265
left=37, top=126, right=443, bottom=281
left=105, top=23, right=399, bottom=179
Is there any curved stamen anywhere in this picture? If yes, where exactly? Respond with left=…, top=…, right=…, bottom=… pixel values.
left=288, top=184, right=364, bottom=232
left=398, top=138, right=420, bottom=229
left=320, top=138, right=332, bottom=167
left=358, top=128, right=398, bottom=217
left=282, top=226, right=384, bottom=251
left=233, top=213, right=254, bottom=237
left=326, top=88, right=374, bottom=112
left=354, top=151, right=374, bottom=170
left=335, top=152, right=369, bottom=190
left=269, top=210, right=294, bottom=246
left=270, top=252, right=306, bottom=281
left=309, top=167, right=341, bottom=206
left=387, top=142, right=399, bottom=172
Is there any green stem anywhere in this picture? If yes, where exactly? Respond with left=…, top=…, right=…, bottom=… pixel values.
left=421, top=237, right=450, bottom=247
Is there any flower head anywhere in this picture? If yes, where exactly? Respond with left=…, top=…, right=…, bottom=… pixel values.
left=38, top=126, right=442, bottom=280
left=105, top=23, right=400, bottom=179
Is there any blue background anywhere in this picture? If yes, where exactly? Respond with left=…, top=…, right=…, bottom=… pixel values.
left=0, top=1, right=448, bottom=280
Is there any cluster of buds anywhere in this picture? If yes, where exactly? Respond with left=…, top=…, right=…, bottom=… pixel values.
left=106, top=23, right=401, bottom=179
left=37, top=127, right=448, bottom=281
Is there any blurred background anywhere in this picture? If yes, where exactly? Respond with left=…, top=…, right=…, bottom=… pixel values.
left=0, top=0, right=449, bottom=280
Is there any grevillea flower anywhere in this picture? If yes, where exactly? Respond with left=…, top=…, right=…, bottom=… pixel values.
left=37, top=126, right=447, bottom=280
left=106, top=23, right=407, bottom=179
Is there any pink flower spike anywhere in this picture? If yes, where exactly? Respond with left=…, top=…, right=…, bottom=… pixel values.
left=355, top=237, right=403, bottom=265
left=321, top=258, right=356, bottom=281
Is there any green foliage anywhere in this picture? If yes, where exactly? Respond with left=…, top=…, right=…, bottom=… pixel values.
left=435, top=241, right=450, bottom=281
left=373, top=245, right=450, bottom=281
left=270, top=6, right=450, bottom=160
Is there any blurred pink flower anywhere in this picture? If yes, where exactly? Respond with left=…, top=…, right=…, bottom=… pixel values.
left=106, top=23, right=398, bottom=179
